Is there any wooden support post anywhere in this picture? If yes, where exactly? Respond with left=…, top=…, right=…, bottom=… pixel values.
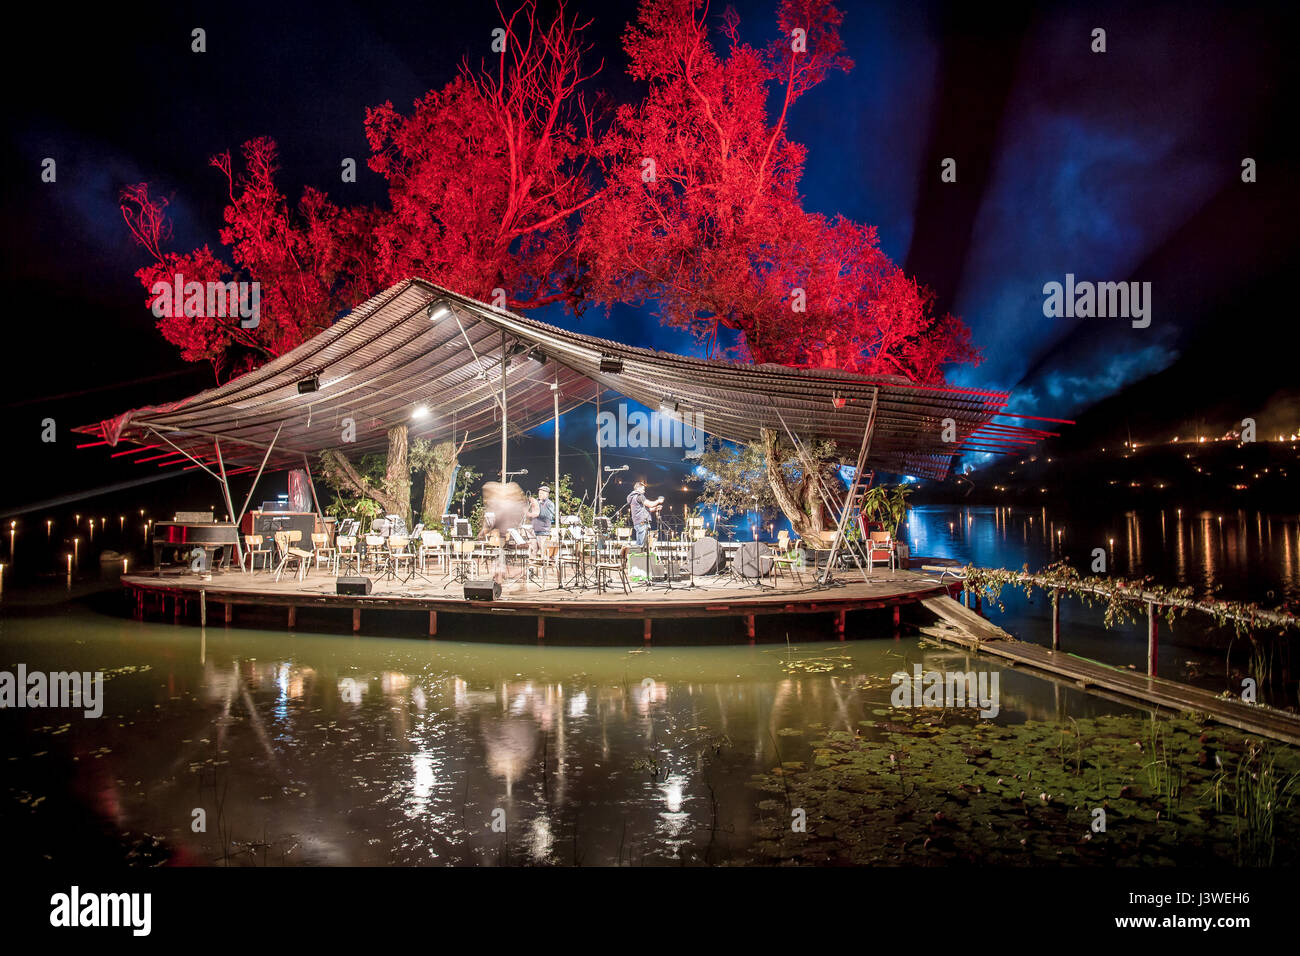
left=1147, top=603, right=1158, bottom=676
left=224, top=602, right=232, bottom=625
left=892, top=604, right=901, bottom=639
left=287, top=606, right=297, bottom=629
left=428, top=611, right=438, bottom=638
left=352, top=608, right=361, bottom=633
left=973, top=594, right=982, bottom=615
left=835, top=609, right=846, bottom=641
left=643, top=618, right=652, bottom=644
left=1051, top=590, right=1061, bottom=651
left=537, top=616, right=545, bottom=642
left=200, top=590, right=207, bottom=627
left=745, top=614, right=756, bottom=644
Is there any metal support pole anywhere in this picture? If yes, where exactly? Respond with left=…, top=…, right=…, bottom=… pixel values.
left=554, top=380, right=561, bottom=503
left=595, top=392, right=602, bottom=515
left=1051, top=589, right=1061, bottom=650
left=500, top=331, right=508, bottom=484
left=214, top=439, right=244, bottom=568
left=302, top=453, right=324, bottom=519
left=235, top=424, right=283, bottom=538
left=1147, top=602, right=1158, bottom=676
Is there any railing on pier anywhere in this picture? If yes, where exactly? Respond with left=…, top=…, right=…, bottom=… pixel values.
left=924, top=564, right=1298, bottom=677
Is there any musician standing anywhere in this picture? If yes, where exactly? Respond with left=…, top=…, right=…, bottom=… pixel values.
left=529, top=484, right=557, bottom=536
left=627, top=481, right=664, bottom=548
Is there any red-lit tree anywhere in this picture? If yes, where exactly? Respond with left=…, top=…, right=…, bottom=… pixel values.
left=583, top=0, right=978, bottom=383
left=121, top=140, right=380, bottom=381
left=122, top=0, right=982, bottom=529
left=365, top=0, right=602, bottom=308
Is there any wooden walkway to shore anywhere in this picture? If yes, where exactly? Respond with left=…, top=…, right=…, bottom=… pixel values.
left=920, top=596, right=1300, bottom=746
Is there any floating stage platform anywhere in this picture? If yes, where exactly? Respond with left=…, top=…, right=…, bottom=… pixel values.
left=121, top=567, right=958, bottom=644
left=120, top=567, right=1300, bottom=744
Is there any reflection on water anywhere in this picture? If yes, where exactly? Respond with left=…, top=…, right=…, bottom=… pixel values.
left=0, top=610, right=1129, bottom=866
left=1, top=504, right=1294, bottom=865
left=908, top=504, right=1300, bottom=603
left=906, top=504, right=1300, bottom=684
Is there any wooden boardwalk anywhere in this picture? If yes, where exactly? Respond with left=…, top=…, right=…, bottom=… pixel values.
left=920, top=596, right=1300, bottom=746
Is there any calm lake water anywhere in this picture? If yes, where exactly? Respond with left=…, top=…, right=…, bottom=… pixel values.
left=0, top=504, right=1296, bottom=865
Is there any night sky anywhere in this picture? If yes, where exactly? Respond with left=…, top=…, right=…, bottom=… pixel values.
left=3, top=0, right=1297, bottom=515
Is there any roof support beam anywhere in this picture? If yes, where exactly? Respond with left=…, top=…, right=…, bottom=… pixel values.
left=213, top=438, right=244, bottom=569
left=145, top=426, right=220, bottom=481
left=233, top=423, right=284, bottom=564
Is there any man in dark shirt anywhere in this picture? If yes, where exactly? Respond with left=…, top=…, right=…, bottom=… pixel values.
left=627, top=481, right=663, bottom=547
left=530, top=485, right=556, bottom=536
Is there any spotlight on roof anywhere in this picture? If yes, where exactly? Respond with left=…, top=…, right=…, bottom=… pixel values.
left=297, top=374, right=320, bottom=394
left=599, top=354, right=623, bottom=373
left=527, top=347, right=547, bottom=365
left=659, top=397, right=680, bottom=414
left=412, top=405, right=430, bottom=420
left=426, top=301, right=451, bottom=321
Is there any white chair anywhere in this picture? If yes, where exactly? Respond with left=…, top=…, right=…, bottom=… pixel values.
left=310, top=532, right=335, bottom=573
left=365, top=533, right=388, bottom=575
left=418, top=530, right=448, bottom=572
left=388, top=535, right=415, bottom=579
left=334, top=535, right=360, bottom=575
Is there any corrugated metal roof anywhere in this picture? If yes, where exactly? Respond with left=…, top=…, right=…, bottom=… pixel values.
left=75, top=278, right=1043, bottom=479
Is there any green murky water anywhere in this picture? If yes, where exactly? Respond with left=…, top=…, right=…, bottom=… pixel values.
left=1, top=602, right=1296, bottom=866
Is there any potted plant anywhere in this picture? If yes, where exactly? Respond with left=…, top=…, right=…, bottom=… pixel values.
left=861, top=484, right=912, bottom=567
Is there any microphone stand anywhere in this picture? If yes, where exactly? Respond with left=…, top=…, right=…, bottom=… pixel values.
left=593, top=467, right=624, bottom=594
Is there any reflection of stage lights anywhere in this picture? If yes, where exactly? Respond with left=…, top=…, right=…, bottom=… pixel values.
left=568, top=691, right=588, bottom=718
left=663, top=777, right=684, bottom=813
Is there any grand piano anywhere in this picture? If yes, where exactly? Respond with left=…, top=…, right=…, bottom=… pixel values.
left=152, top=512, right=239, bottom=572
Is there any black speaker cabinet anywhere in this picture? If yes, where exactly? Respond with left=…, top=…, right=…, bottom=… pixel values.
left=336, top=576, right=372, bottom=595
left=464, top=579, right=501, bottom=601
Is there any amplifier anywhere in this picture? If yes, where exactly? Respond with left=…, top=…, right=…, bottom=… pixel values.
left=336, top=576, right=372, bottom=595
left=463, top=579, right=501, bottom=601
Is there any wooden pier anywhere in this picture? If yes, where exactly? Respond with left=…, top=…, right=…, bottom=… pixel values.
left=920, top=596, right=1300, bottom=746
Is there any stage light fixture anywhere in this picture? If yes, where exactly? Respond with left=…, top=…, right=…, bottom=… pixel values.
left=297, top=374, right=320, bottom=394
left=412, top=405, right=429, bottom=419
left=599, top=354, right=623, bottom=373
left=659, top=397, right=680, bottom=414
left=527, top=347, right=547, bottom=365
left=426, top=301, right=450, bottom=321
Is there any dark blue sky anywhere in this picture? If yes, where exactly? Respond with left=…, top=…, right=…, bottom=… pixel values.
left=3, top=0, right=1297, bottom=506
